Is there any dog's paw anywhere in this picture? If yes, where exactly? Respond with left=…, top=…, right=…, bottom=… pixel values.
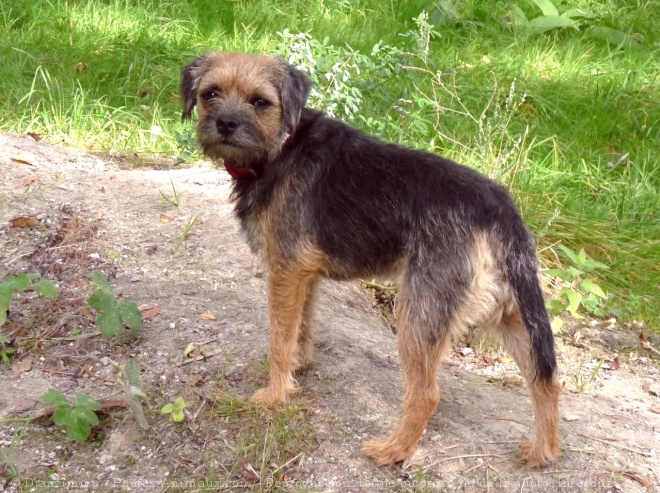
left=250, top=386, right=289, bottom=408
left=362, top=436, right=413, bottom=466
left=518, top=439, right=559, bottom=467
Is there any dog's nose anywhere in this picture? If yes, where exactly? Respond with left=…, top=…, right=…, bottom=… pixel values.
left=216, top=116, right=240, bottom=136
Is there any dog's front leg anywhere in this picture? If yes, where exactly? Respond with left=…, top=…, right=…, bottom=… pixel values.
left=251, top=268, right=316, bottom=407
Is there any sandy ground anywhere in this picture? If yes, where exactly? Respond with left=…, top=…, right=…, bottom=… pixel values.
left=0, top=131, right=659, bottom=492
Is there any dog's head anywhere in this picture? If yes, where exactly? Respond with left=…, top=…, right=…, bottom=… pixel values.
left=181, top=52, right=311, bottom=172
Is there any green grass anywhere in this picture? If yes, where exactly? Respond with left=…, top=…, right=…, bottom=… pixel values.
left=0, top=0, right=658, bottom=325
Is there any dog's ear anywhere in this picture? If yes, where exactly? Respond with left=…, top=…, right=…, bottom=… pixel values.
left=279, top=60, right=312, bottom=130
left=181, top=55, right=207, bottom=121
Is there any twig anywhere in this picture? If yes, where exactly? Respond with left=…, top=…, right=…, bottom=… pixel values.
left=179, top=347, right=223, bottom=366
left=42, top=368, right=76, bottom=377
left=362, top=280, right=397, bottom=291
left=79, top=365, right=118, bottom=384
left=271, top=453, right=303, bottom=476
left=579, top=434, right=652, bottom=456
left=423, top=453, right=508, bottom=472
left=641, top=341, right=660, bottom=357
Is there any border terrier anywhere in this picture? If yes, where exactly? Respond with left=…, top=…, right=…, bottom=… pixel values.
left=181, top=52, right=560, bottom=467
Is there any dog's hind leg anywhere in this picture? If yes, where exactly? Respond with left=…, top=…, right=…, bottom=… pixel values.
left=362, top=250, right=465, bottom=466
left=498, top=310, right=561, bottom=466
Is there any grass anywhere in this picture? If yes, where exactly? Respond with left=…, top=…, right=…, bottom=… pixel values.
left=206, top=388, right=318, bottom=492
left=0, top=0, right=658, bottom=325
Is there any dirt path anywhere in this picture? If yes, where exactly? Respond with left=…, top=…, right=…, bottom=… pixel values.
left=1, top=132, right=659, bottom=492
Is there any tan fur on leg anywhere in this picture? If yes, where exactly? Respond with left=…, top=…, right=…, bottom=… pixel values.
left=251, top=269, right=314, bottom=407
left=499, top=311, right=561, bottom=466
left=363, top=325, right=450, bottom=465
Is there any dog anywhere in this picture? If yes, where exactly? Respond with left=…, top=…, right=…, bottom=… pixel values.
left=181, top=52, right=560, bottom=467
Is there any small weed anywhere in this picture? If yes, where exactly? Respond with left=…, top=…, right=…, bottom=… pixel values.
left=40, top=389, right=101, bottom=442
left=174, top=214, right=201, bottom=254
left=572, top=358, right=604, bottom=392
left=161, top=397, right=186, bottom=423
left=507, top=0, right=640, bottom=47
left=0, top=335, right=16, bottom=366
left=0, top=414, right=32, bottom=484
left=545, top=245, right=610, bottom=321
left=159, top=173, right=182, bottom=209
left=0, top=273, right=58, bottom=326
left=87, top=271, right=141, bottom=338
left=211, top=389, right=317, bottom=491
left=174, top=128, right=201, bottom=163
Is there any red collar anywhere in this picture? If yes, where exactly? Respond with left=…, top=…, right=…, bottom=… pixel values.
left=224, top=163, right=257, bottom=180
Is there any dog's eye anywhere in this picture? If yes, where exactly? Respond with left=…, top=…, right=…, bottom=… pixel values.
left=202, top=90, right=221, bottom=101
left=251, top=98, right=271, bottom=110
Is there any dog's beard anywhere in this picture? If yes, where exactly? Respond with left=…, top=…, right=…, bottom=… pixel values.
left=197, top=120, right=287, bottom=169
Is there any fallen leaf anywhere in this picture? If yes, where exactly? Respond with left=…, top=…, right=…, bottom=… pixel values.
left=160, top=214, right=172, bottom=223
left=199, top=313, right=217, bottom=321
left=27, top=132, right=42, bottom=141
left=610, top=356, right=620, bottom=370
left=12, top=357, right=33, bottom=375
left=81, top=307, right=96, bottom=321
left=639, top=331, right=647, bottom=342
left=11, top=153, right=37, bottom=166
left=184, top=343, right=199, bottom=358
left=241, top=462, right=260, bottom=483
left=649, top=407, right=660, bottom=414
left=497, top=356, right=513, bottom=364
left=75, top=62, right=88, bottom=72
left=141, top=306, right=160, bottom=320
left=10, top=216, right=39, bottom=228
left=23, top=175, right=40, bottom=186
left=109, top=174, right=117, bottom=180
left=482, top=355, right=494, bottom=365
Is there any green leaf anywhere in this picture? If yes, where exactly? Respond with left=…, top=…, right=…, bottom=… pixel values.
left=587, top=26, right=639, bottom=48
left=14, top=273, right=37, bottom=291
left=582, top=258, right=610, bottom=272
left=70, top=406, right=99, bottom=426
left=0, top=285, right=13, bottom=325
left=544, top=269, right=576, bottom=282
left=41, top=388, right=69, bottom=407
left=34, top=279, right=58, bottom=298
left=527, top=15, right=579, bottom=33
left=510, top=4, right=528, bottom=27
left=557, top=245, right=579, bottom=264
left=551, top=316, right=564, bottom=334
left=172, top=409, right=185, bottom=423
left=562, top=8, right=599, bottom=19
left=90, top=271, right=112, bottom=292
left=117, top=300, right=142, bottom=336
left=73, top=393, right=101, bottom=412
left=161, top=403, right=174, bottom=414
left=1, top=275, right=16, bottom=289
left=580, top=279, right=607, bottom=299
left=96, top=310, right=123, bottom=338
left=53, top=405, right=73, bottom=426
left=577, top=249, right=587, bottom=266
left=564, top=289, right=583, bottom=319
left=532, top=0, right=559, bottom=17
left=174, top=397, right=186, bottom=410
left=65, top=416, right=93, bottom=442
left=88, top=289, right=116, bottom=313
left=546, top=299, right=565, bottom=314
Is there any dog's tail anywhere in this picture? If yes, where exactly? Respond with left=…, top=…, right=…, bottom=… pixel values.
left=501, top=220, right=557, bottom=382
